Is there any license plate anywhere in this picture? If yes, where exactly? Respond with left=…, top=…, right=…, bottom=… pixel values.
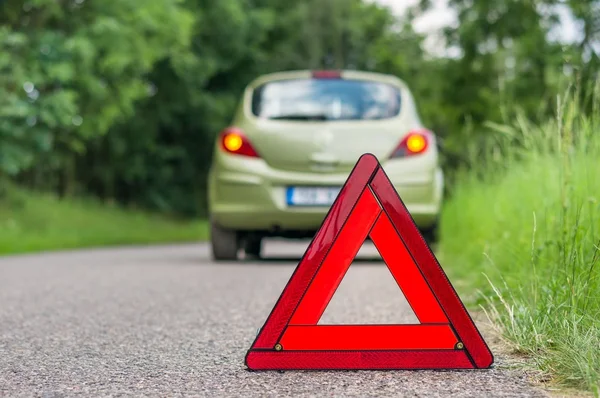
left=286, top=186, right=341, bottom=206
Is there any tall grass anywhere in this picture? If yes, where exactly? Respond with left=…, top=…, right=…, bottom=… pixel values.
left=0, top=187, right=208, bottom=255
left=440, top=81, right=600, bottom=394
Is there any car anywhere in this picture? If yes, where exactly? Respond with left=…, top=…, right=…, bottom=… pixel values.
left=207, top=69, right=444, bottom=261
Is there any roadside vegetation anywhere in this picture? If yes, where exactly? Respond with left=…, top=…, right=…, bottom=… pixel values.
left=440, top=84, right=600, bottom=394
left=0, top=186, right=207, bottom=255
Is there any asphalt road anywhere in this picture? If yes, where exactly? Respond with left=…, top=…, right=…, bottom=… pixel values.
left=0, top=241, right=549, bottom=397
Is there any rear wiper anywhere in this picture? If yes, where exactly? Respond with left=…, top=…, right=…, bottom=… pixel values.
left=269, top=114, right=329, bottom=121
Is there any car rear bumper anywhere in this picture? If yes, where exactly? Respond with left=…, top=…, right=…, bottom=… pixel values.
left=208, top=158, right=443, bottom=233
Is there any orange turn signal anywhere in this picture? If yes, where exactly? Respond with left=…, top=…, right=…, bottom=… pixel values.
left=223, top=133, right=243, bottom=152
left=406, top=134, right=427, bottom=153
left=389, top=129, right=432, bottom=158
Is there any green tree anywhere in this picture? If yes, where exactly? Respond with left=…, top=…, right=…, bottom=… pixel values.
left=78, top=0, right=420, bottom=216
left=0, top=0, right=194, bottom=195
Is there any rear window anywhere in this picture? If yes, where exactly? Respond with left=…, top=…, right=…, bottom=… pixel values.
left=250, top=78, right=401, bottom=121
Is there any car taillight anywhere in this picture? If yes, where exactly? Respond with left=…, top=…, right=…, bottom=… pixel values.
left=390, top=129, right=431, bottom=158
left=219, top=127, right=260, bottom=158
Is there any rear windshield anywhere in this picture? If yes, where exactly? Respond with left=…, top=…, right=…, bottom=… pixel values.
left=250, top=78, right=401, bottom=121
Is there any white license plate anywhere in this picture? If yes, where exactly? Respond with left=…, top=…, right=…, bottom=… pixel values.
left=286, top=186, right=341, bottom=206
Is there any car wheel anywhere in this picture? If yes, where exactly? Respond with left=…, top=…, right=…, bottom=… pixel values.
left=210, top=219, right=239, bottom=261
left=420, top=221, right=439, bottom=246
left=243, top=235, right=263, bottom=260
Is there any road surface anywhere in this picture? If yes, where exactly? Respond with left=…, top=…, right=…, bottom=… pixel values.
left=0, top=241, right=548, bottom=397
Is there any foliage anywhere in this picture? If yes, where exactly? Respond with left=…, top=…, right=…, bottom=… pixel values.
left=440, top=84, right=600, bottom=393
left=0, top=0, right=193, bottom=194
left=2, top=0, right=597, bottom=215
left=71, top=0, right=413, bottom=216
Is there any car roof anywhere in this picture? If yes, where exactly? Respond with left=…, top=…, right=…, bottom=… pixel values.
left=246, top=70, right=410, bottom=91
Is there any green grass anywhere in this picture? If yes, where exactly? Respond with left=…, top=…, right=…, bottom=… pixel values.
left=440, top=85, right=600, bottom=394
left=0, top=188, right=208, bottom=255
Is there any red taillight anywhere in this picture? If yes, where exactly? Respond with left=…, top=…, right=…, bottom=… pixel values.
left=219, top=127, right=260, bottom=158
left=390, top=129, right=431, bottom=158
left=311, top=70, right=342, bottom=79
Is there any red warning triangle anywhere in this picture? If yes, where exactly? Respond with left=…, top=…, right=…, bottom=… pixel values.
left=245, top=153, right=493, bottom=370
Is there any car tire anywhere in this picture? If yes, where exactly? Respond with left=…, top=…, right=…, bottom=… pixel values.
left=243, top=235, right=263, bottom=260
left=420, top=221, right=440, bottom=246
left=210, top=219, right=239, bottom=261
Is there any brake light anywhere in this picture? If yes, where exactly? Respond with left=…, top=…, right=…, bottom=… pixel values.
left=219, top=127, right=260, bottom=158
left=311, top=70, right=342, bottom=79
left=390, top=129, right=431, bottom=158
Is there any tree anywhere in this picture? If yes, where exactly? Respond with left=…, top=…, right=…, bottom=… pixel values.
left=0, top=0, right=194, bottom=195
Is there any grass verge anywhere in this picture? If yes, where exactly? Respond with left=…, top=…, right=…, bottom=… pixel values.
left=0, top=188, right=208, bottom=255
left=440, top=84, right=600, bottom=395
